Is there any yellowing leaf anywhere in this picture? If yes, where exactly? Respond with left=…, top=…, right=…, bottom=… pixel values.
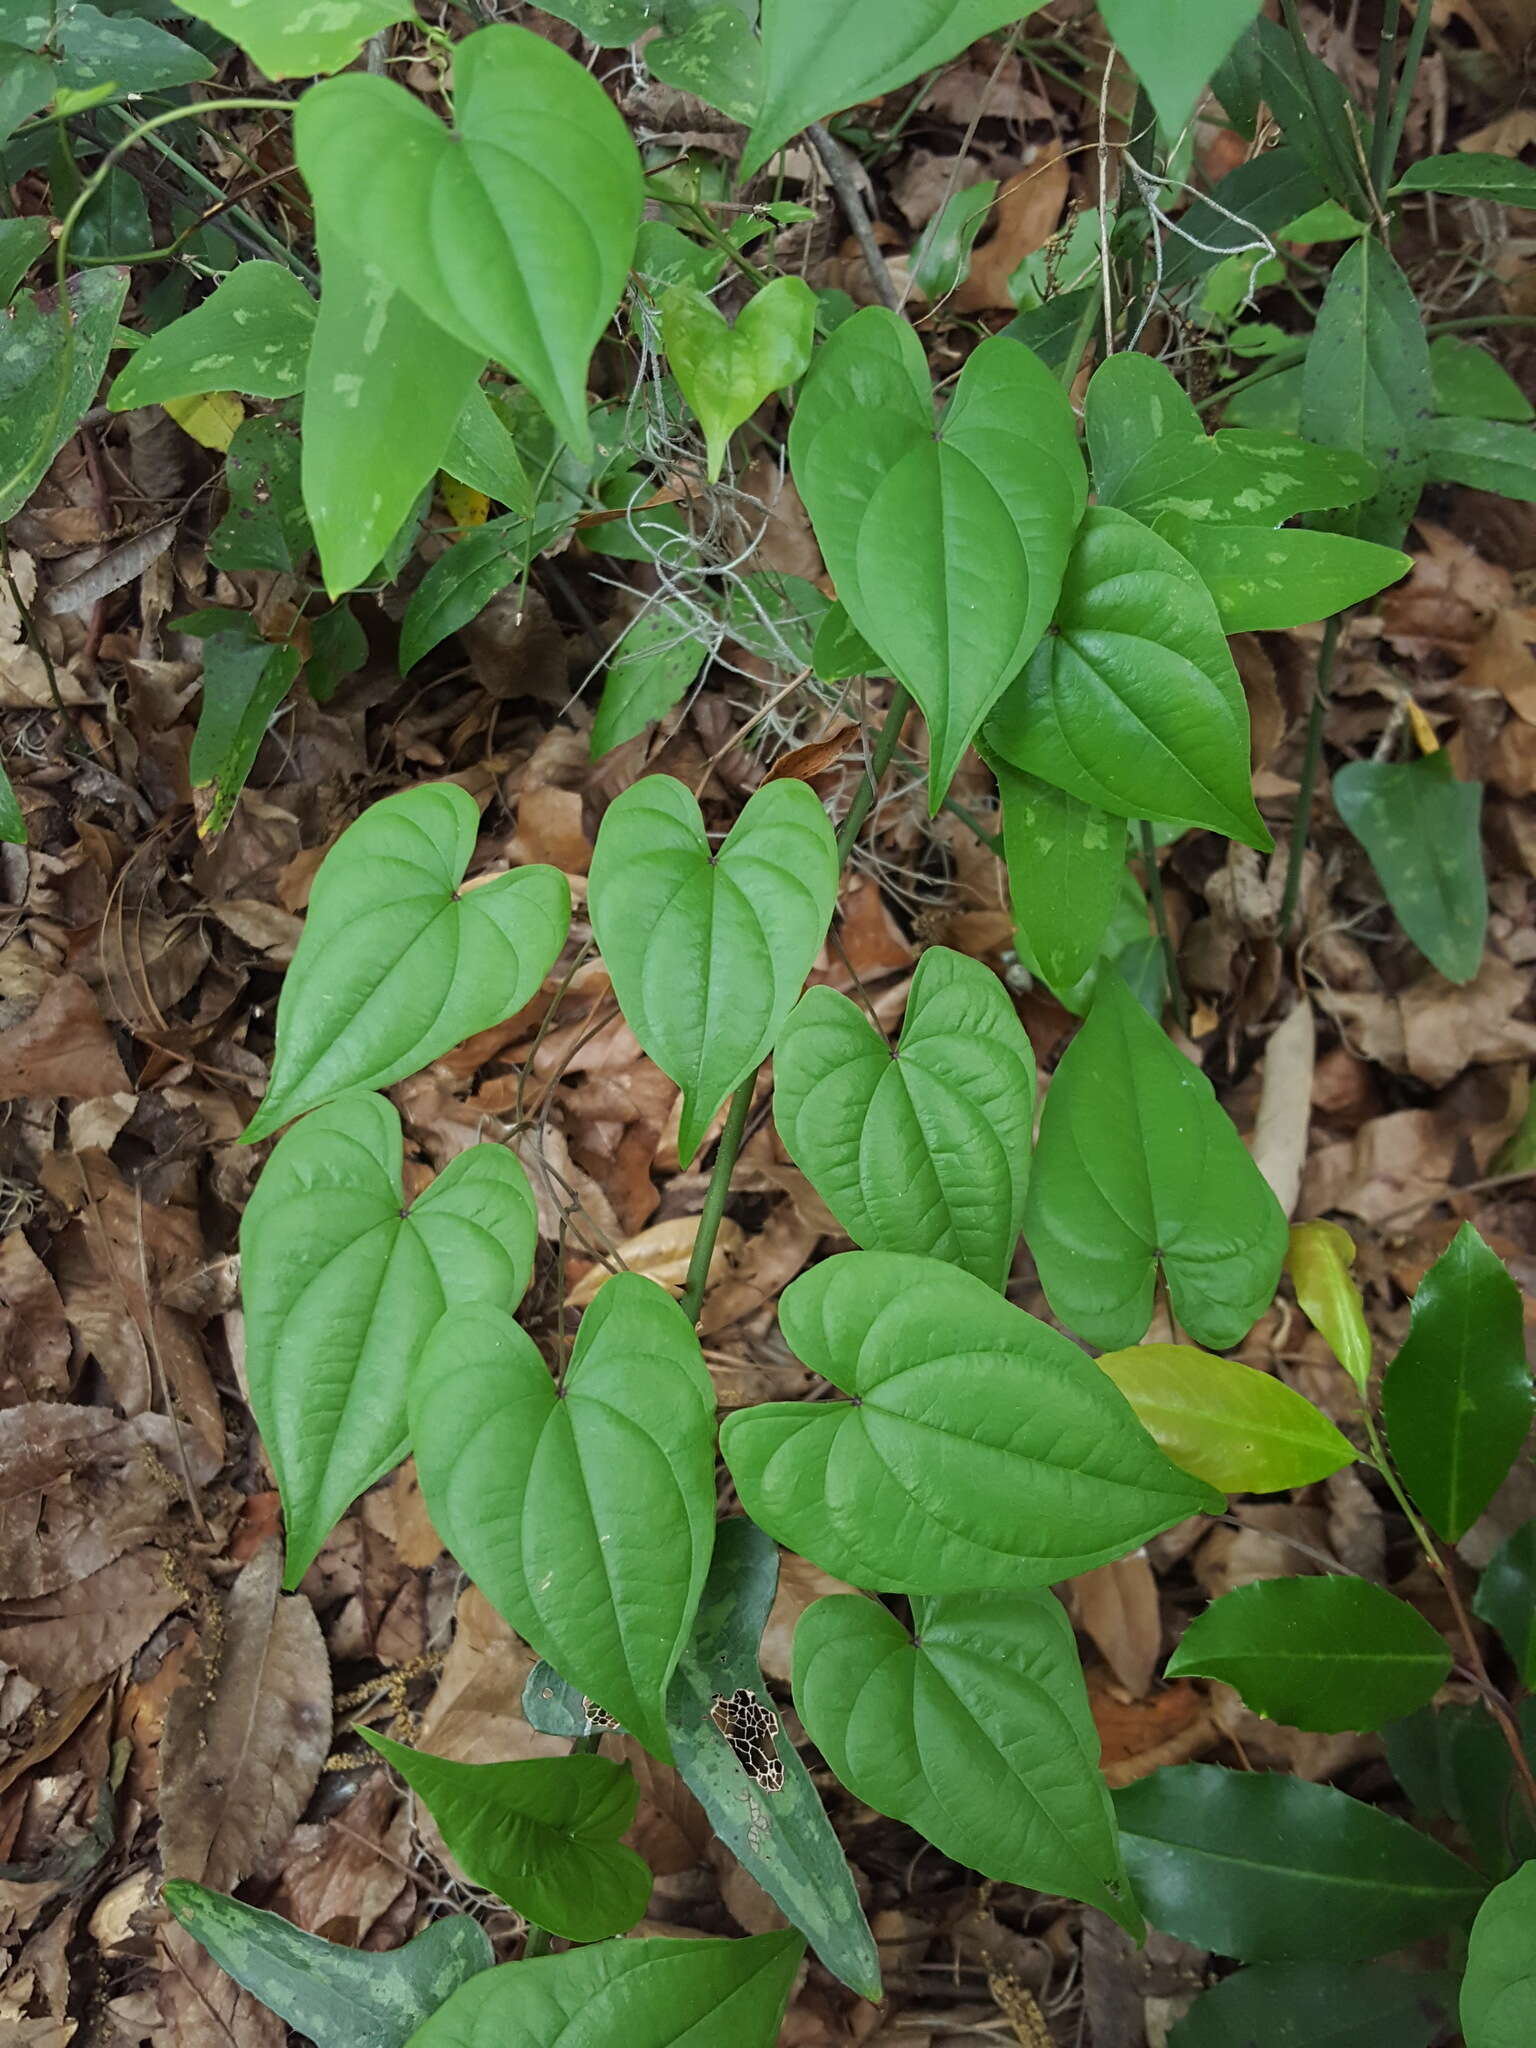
left=164, top=390, right=244, bottom=451
left=440, top=474, right=489, bottom=528
left=1285, top=1221, right=1372, bottom=1394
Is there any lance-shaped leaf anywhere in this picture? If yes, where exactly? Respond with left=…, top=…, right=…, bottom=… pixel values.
left=1166, top=1578, right=1450, bottom=1732
left=359, top=1734, right=650, bottom=1942
left=1395, top=151, right=1536, bottom=209
left=1155, top=517, right=1408, bottom=631
left=591, top=597, right=711, bottom=759
left=244, top=782, right=569, bottom=1141
left=1473, top=1523, right=1536, bottom=1690
left=295, top=24, right=643, bottom=453
left=1174, top=1963, right=1456, bottom=2048
left=742, top=0, right=1026, bottom=178
left=1429, top=337, right=1533, bottom=423
left=1285, top=1220, right=1373, bottom=1393
left=796, top=1588, right=1141, bottom=1934
left=163, top=1882, right=492, bottom=2047
left=241, top=1092, right=536, bottom=1588
left=663, top=275, right=816, bottom=481
left=107, top=262, right=316, bottom=407
left=1332, top=751, right=1486, bottom=984
left=410, top=1277, right=717, bottom=1761
left=587, top=775, right=836, bottom=1166
left=183, top=613, right=303, bottom=840
left=180, top=0, right=414, bottom=76
left=1462, top=1861, right=1536, bottom=2048
left=1, top=268, right=129, bottom=522
left=1382, top=1222, right=1532, bottom=1544
left=772, top=946, right=1035, bottom=1289
left=985, top=508, right=1270, bottom=848
left=404, top=1929, right=804, bottom=2048
left=791, top=311, right=1085, bottom=807
left=720, top=1252, right=1218, bottom=1592
left=1025, top=975, right=1288, bottom=1349
left=1420, top=415, right=1536, bottom=503
left=1096, top=1343, right=1354, bottom=1495
left=994, top=757, right=1125, bottom=991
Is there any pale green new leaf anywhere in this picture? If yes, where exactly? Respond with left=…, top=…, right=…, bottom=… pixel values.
left=295, top=25, right=643, bottom=452
left=1284, top=1219, right=1372, bottom=1394
left=1098, top=0, right=1265, bottom=143
left=587, top=774, right=836, bottom=1165
left=107, top=262, right=316, bottom=407
left=244, top=782, right=570, bottom=1141
left=663, top=274, right=815, bottom=481
left=241, top=1093, right=537, bottom=1588
left=1155, top=516, right=1408, bottom=631
left=772, top=946, right=1035, bottom=1288
left=180, top=0, right=413, bottom=77
left=1025, top=975, right=1289, bottom=1348
left=360, top=1735, right=651, bottom=1942
left=796, top=1589, right=1142, bottom=1933
left=591, top=598, right=710, bottom=758
left=720, top=1251, right=1219, bottom=1592
left=1333, top=752, right=1486, bottom=983
left=985, top=507, right=1271, bottom=848
left=791, top=311, right=1085, bottom=807
left=402, top=1929, right=804, bottom=2048
left=1461, top=1861, right=1536, bottom=2048
left=0, top=268, right=128, bottom=521
left=1420, top=416, right=1536, bottom=502
left=410, top=1278, right=717, bottom=1761
left=994, top=757, right=1125, bottom=991
left=163, top=1882, right=492, bottom=2048
left=743, top=0, right=1025, bottom=177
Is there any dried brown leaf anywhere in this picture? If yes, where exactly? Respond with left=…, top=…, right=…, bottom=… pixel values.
left=0, top=1235, right=70, bottom=1406
left=0, top=975, right=130, bottom=1102
left=763, top=724, right=860, bottom=785
left=1068, top=1553, right=1162, bottom=1700
left=0, top=1405, right=192, bottom=1598
left=0, top=1547, right=182, bottom=1690
left=952, top=144, right=1069, bottom=313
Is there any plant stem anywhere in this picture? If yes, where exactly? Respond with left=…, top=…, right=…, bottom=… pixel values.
left=522, top=1925, right=553, bottom=1960
left=104, top=105, right=319, bottom=284
left=668, top=198, right=774, bottom=292
left=1278, top=614, right=1343, bottom=940
left=1368, top=0, right=1404, bottom=200
left=1278, top=0, right=1368, bottom=211
left=1377, top=0, right=1434, bottom=198
left=1139, top=820, right=1189, bottom=1031
left=807, top=121, right=902, bottom=314
left=836, top=683, right=913, bottom=862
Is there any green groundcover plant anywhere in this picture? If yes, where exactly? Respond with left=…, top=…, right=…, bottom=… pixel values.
left=9, top=0, right=1536, bottom=2041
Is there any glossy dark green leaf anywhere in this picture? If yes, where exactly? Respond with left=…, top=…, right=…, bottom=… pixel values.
left=1473, top=1522, right=1536, bottom=1689
left=1096, top=1343, right=1355, bottom=1494
left=772, top=946, right=1035, bottom=1288
left=997, top=284, right=1098, bottom=373
left=590, top=598, right=710, bottom=758
left=1462, top=1860, right=1536, bottom=2048
left=1255, top=15, right=1368, bottom=208
left=245, top=781, right=570, bottom=1140
left=1301, top=238, right=1430, bottom=547
left=1420, top=415, right=1536, bottom=502
left=241, top=1092, right=536, bottom=1587
left=1385, top=1698, right=1536, bottom=1879
left=1166, top=1578, right=1450, bottom=1732
left=995, top=758, right=1124, bottom=992
left=305, top=603, right=368, bottom=705
left=1394, top=152, right=1536, bottom=209
left=1169, top=1962, right=1456, bottom=2048
left=181, top=0, right=412, bottom=76
left=0, top=267, right=128, bottom=521
left=720, top=1251, right=1218, bottom=1592
left=1098, top=0, right=1264, bottom=142
left=183, top=614, right=303, bottom=838
left=588, top=774, right=837, bottom=1166
left=108, top=263, right=316, bottom=407
left=402, top=1928, right=804, bottom=2047
left=1382, top=1222, right=1532, bottom=1544
left=210, top=416, right=311, bottom=576
left=359, top=1734, right=650, bottom=1942
left=1163, top=147, right=1325, bottom=293
left=163, top=1881, right=492, bottom=2048
left=791, top=310, right=1085, bottom=806
left=663, top=274, right=815, bottom=480
left=410, top=1277, right=717, bottom=1761
left=399, top=514, right=558, bottom=675
left=296, top=25, right=643, bottom=453
left=1024, top=975, right=1288, bottom=1349
left=1428, top=338, right=1533, bottom=424
left=1155, top=517, right=1408, bottom=631
left=796, top=1588, right=1141, bottom=1932
left=1115, top=1763, right=1486, bottom=1961
left=1333, top=752, right=1486, bottom=983
left=984, top=508, right=1271, bottom=848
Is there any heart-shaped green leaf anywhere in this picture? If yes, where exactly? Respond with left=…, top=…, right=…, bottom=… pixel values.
left=1332, top=752, right=1486, bottom=984
left=410, top=1277, right=717, bottom=1761
left=1167, top=1579, right=1451, bottom=1733
left=403, top=1928, right=805, bottom=2048
left=721, top=1251, right=1218, bottom=1591
left=795, top=1589, right=1141, bottom=1933
left=772, top=946, right=1035, bottom=1288
left=790, top=311, right=1085, bottom=807
left=994, top=758, right=1126, bottom=991
left=1025, top=975, right=1288, bottom=1349
left=985, top=508, right=1271, bottom=848
left=1098, top=0, right=1264, bottom=142
left=742, top=0, right=1025, bottom=178
left=1155, top=517, right=1409, bottom=631
left=1095, top=1344, right=1355, bottom=1495
left=163, top=1882, right=492, bottom=2048
left=360, top=1734, right=651, bottom=1942
left=1382, top=1223, right=1532, bottom=1544
left=182, top=0, right=413, bottom=76
left=107, top=261, right=316, bottom=406
left=295, top=24, right=643, bottom=453
left=244, top=782, right=570, bottom=1142
left=241, top=1092, right=536, bottom=1588
left=588, top=774, right=837, bottom=1166
left=663, top=274, right=815, bottom=481
left=1462, top=1861, right=1536, bottom=2048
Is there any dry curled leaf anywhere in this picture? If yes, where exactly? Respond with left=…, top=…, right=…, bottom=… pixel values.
left=0, top=975, right=131, bottom=1104
left=0, top=1405, right=192, bottom=1599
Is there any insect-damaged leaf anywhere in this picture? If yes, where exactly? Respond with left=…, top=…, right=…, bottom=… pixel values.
left=240, top=1093, right=536, bottom=1586
left=721, top=1251, right=1218, bottom=1592
left=244, top=782, right=569, bottom=1141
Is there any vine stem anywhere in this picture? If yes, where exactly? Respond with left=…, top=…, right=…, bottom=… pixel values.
left=1278, top=612, right=1343, bottom=941
left=1376, top=0, right=1435, bottom=199
left=1139, top=820, right=1189, bottom=1031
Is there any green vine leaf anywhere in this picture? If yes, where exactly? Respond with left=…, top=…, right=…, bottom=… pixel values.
left=662, top=274, right=815, bottom=481
left=1024, top=975, right=1288, bottom=1349
left=772, top=946, right=1036, bottom=1288
left=1332, top=752, right=1486, bottom=984
left=1461, top=1859, right=1536, bottom=2047
left=410, top=1277, right=718, bottom=1761
left=720, top=1251, right=1219, bottom=1592
left=1395, top=152, right=1536, bottom=209
left=994, top=758, right=1125, bottom=992
left=591, top=598, right=710, bottom=758
left=588, top=775, right=837, bottom=1166
left=1154, top=517, right=1409, bottom=631
left=243, top=782, right=570, bottom=1142
left=1097, top=0, right=1264, bottom=143
left=107, top=262, right=316, bottom=407
left=795, top=1588, right=1142, bottom=1934
left=1, top=268, right=128, bottom=522
left=180, top=0, right=413, bottom=76
left=240, top=1092, right=537, bottom=1588
left=295, top=24, right=643, bottom=453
